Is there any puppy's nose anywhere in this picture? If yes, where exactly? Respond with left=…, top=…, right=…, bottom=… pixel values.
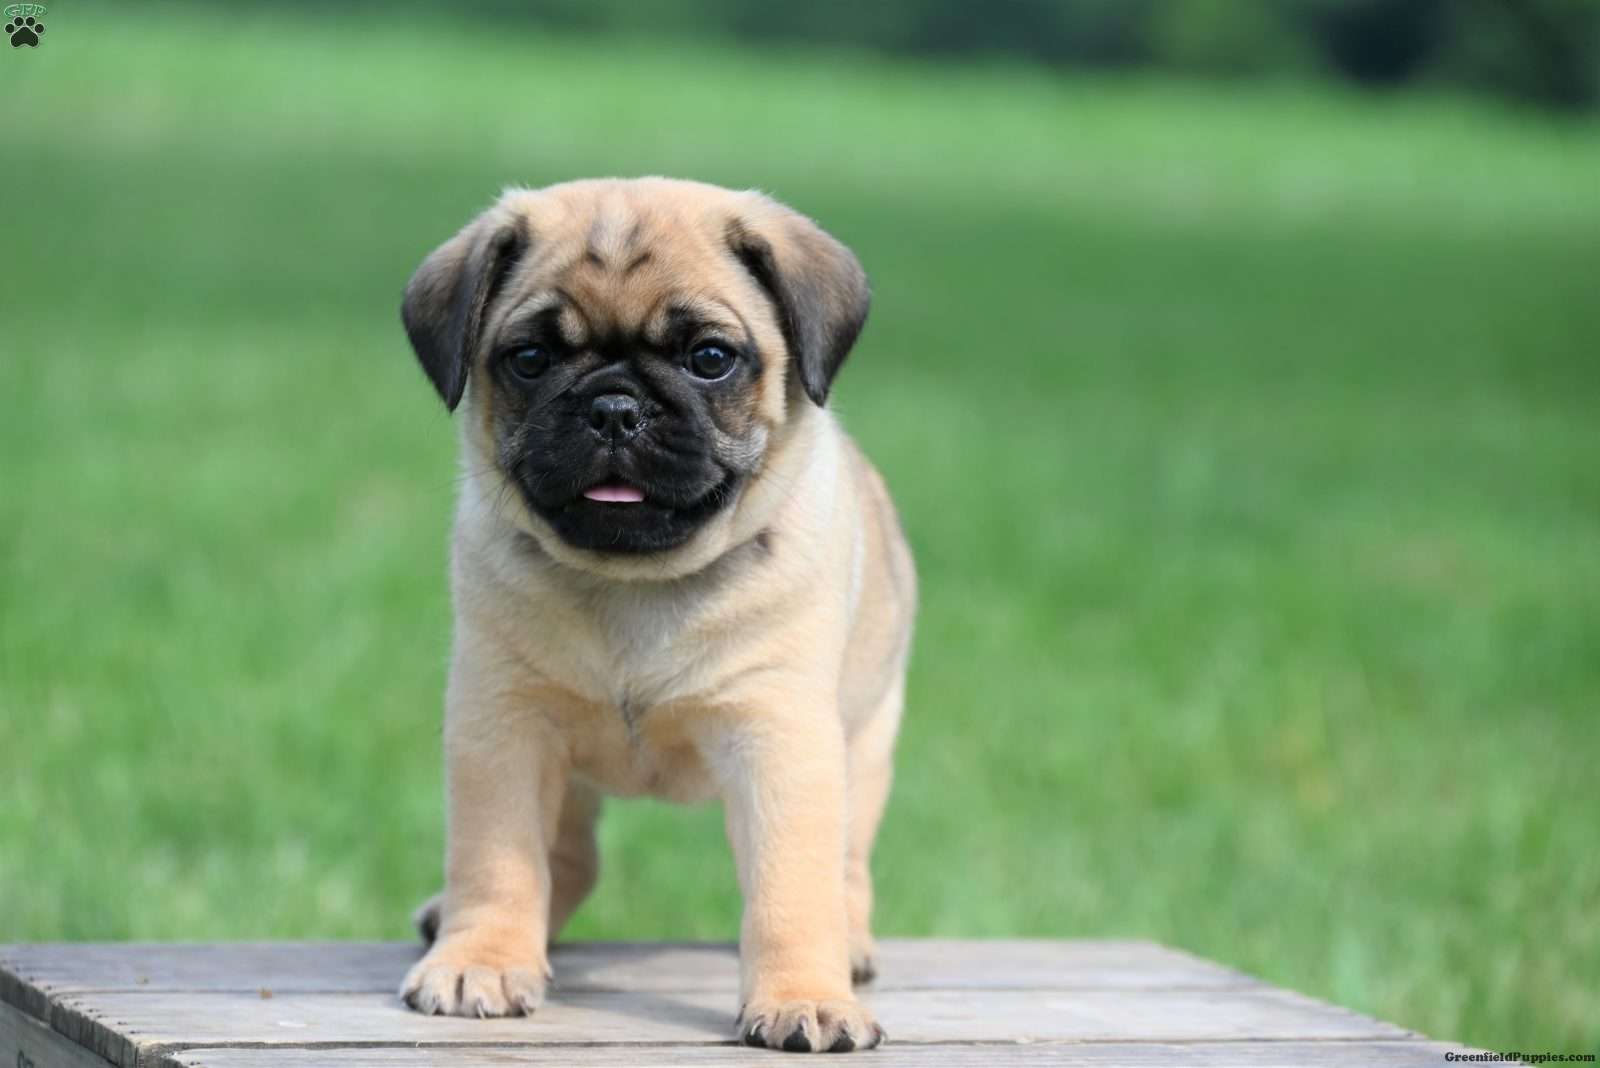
left=588, top=392, right=642, bottom=443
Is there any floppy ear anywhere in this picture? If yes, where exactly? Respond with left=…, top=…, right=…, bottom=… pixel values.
left=727, top=199, right=870, bottom=407
left=401, top=211, right=529, bottom=411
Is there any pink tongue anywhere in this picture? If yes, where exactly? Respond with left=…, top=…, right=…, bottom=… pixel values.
left=583, top=484, right=645, bottom=503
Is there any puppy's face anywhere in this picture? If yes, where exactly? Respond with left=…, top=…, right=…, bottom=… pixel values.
left=402, top=179, right=869, bottom=563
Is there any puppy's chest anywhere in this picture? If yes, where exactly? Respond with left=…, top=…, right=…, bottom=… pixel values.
left=529, top=592, right=730, bottom=800
left=592, top=593, right=720, bottom=702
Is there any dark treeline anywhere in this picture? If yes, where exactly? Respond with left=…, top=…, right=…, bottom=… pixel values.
left=221, top=0, right=1600, bottom=112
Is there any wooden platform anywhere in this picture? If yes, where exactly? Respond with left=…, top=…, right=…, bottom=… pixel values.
left=2, top=940, right=1478, bottom=1066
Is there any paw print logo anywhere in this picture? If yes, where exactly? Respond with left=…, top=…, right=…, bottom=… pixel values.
left=4, top=3, right=45, bottom=47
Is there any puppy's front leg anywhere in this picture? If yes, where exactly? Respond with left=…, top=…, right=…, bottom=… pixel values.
left=710, top=694, right=885, bottom=1053
left=401, top=674, right=564, bottom=1018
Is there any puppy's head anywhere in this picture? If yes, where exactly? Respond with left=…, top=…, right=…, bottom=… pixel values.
left=402, top=178, right=869, bottom=574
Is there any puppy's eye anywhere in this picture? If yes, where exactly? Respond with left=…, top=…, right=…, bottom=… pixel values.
left=687, top=342, right=736, bottom=381
left=507, top=346, right=550, bottom=381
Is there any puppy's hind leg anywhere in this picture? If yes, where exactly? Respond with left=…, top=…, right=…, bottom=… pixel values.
left=411, top=780, right=601, bottom=948
left=547, top=778, right=602, bottom=941
left=845, top=677, right=903, bottom=986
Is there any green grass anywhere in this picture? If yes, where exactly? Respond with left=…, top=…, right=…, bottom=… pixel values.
left=3, top=4, right=1598, bottom=1052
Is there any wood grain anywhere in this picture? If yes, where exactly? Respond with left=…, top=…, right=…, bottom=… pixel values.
left=1, top=1001, right=117, bottom=1068
left=44, top=986, right=1412, bottom=1056
left=0, top=939, right=1247, bottom=996
left=0, top=941, right=1462, bottom=1068
left=167, top=1040, right=1474, bottom=1068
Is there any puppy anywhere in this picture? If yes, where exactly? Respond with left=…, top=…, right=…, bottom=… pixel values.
left=397, top=178, right=915, bottom=1053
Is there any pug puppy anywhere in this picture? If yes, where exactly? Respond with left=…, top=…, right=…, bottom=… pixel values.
left=396, top=178, right=915, bottom=1054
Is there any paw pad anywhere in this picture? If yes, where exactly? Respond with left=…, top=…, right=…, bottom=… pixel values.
left=5, top=14, right=45, bottom=47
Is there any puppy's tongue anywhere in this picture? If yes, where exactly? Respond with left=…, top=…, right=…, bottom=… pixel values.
left=583, top=484, right=645, bottom=504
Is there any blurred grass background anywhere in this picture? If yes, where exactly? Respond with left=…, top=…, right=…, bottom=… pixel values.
left=2, top=1, right=1598, bottom=1054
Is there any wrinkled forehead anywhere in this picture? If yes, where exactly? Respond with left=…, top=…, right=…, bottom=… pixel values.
left=492, top=193, right=761, bottom=350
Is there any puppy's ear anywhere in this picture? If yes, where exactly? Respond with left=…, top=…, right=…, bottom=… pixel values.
left=727, top=199, right=870, bottom=407
left=401, top=210, right=529, bottom=411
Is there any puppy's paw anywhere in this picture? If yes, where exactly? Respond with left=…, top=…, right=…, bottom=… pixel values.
left=400, top=928, right=549, bottom=1018
left=849, top=936, right=878, bottom=986
left=412, top=892, right=444, bottom=945
left=739, top=996, right=884, bottom=1053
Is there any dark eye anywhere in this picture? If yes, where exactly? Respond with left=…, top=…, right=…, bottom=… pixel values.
left=687, top=342, right=736, bottom=381
left=507, top=346, right=550, bottom=381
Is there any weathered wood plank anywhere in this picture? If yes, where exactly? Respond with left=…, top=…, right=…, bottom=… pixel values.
left=3, top=942, right=1465, bottom=1067
left=164, top=1041, right=1474, bottom=1068
left=45, top=986, right=1413, bottom=1064
left=1, top=1001, right=117, bottom=1068
left=0, top=940, right=1250, bottom=998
